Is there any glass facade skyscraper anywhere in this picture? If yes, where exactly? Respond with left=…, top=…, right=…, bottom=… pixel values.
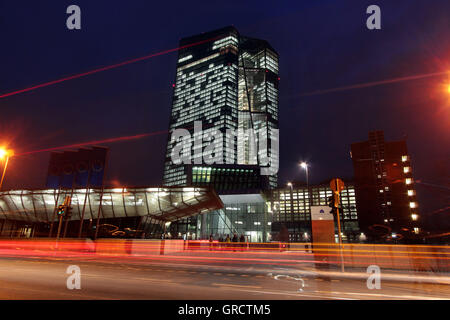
left=163, top=26, right=279, bottom=192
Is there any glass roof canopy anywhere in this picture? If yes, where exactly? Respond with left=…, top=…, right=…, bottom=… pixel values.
left=0, top=187, right=223, bottom=223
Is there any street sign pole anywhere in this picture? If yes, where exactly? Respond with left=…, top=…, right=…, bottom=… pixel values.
left=56, top=213, right=63, bottom=240
left=335, top=192, right=345, bottom=273
left=331, top=178, right=345, bottom=273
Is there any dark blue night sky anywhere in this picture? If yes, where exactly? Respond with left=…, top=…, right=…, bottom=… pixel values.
left=0, top=1, right=449, bottom=228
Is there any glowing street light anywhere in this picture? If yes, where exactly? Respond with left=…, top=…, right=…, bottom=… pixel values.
left=0, top=148, right=14, bottom=191
left=299, top=162, right=309, bottom=188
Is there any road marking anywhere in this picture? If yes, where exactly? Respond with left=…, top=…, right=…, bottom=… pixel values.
left=229, top=288, right=355, bottom=300
left=212, top=283, right=262, bottom=289
left=133, top=278, right=173, bottom=283
left=313, top=290, right=448, bottom=300
left=83, top=274, right=173, bottom=283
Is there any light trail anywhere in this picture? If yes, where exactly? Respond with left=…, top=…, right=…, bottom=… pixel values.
left=14, top=121, right=216, bottom=157
left=0, top=239, right=449, bottom=271
left=16, top=130, right=168, bottom=157
left=298, top=70, right=450, bottom=97
left=0, top=36, right=220, bottom=99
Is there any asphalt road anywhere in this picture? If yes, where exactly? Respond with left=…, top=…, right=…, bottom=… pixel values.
left=0, top=255, right=448, bottom=300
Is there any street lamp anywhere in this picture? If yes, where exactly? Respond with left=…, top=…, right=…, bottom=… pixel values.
left=299, top=162, right=309, bottom=188
left=0, top=148, right=14, bottom=191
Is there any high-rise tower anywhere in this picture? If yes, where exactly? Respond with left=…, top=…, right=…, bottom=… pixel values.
left=351, top=131, right=420, bottom=238
left=163, top=26, right=279, bottom=193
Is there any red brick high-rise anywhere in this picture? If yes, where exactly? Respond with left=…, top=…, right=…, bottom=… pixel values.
left=350, top=131, right=420, bottom=241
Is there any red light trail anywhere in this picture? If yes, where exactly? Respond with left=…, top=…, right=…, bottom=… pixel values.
left=0, top=36, right=220, bottom=99
left=14, top=121, right=216, bottom=157
left=16, top=130, right=168, bottom=157
left=298, top=70, right=450, bottom=97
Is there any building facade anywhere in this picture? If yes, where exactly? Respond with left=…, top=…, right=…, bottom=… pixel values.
left=163, top=26, right=279, bottom=191
left=200, top=193, right=270, bottom=242
left=265, top=182, right=360, bottom=243
left=198, top=182, right=360, bottom=243
left=350, top=131, right=420, bottom=240
left=0, top=187, right=223, bottom=239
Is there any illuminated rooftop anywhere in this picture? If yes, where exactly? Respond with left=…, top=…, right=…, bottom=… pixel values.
left=0, top=187, right=223, bottom=223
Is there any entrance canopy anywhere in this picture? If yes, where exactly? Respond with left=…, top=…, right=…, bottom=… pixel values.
left=0, top=187, right=223, bottom=223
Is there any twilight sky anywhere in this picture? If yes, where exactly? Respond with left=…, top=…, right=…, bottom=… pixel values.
left=0, top=0, right=449, bottom=229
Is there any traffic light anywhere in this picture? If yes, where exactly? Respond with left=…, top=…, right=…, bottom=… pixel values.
left=57, top=204, right=66, bottom=216
left=328, top=193, right=341, bottom=208
left=328, top=194, right=342, bottom=219
left=328, top=195, right=334, bottom=208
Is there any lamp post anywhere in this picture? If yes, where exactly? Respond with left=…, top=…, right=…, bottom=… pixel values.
left=299, top=162, right=309, bottom=188
left=299, top=162, right=311, bottom=237
left=0, top=148, right=14, bottom=191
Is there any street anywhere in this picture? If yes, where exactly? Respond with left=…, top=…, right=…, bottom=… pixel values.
left=0, top=251, right=448, bottom=300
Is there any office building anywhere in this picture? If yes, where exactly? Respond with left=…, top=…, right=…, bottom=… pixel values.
left=265, top=182, right=360, bottom=243
left=163, top=26, right=279, bottom=192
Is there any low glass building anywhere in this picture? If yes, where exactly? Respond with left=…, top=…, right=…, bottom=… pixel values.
left=199, top=193, right=270, bottom=242
left=0, top=187, right=223, bottom=238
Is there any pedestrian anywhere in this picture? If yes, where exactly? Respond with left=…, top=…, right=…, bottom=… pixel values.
left=232, top=233, right=238, bottom=251
left=209, top=234, right=213, bottom=251
left=240, top=234, right=245, bottom=251
left=225, top=234, right=231, bottom=251
left=218, top=235, right=224, bottom=250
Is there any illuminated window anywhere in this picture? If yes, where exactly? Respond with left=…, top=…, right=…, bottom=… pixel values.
left=409, top=202, right=417, bottom=208
left=408, top=190, right=415, bottom=196
left=403, top=167, right=410, bottom=173
left=402, top=155, right=408, bottom=162
left=379, top=189, right=384, bottom=193
left=405, top=178, right=412, bottom=185
left=414, top=227, right=419, bottom=234
left=411, top=214, right=418, bottom=221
